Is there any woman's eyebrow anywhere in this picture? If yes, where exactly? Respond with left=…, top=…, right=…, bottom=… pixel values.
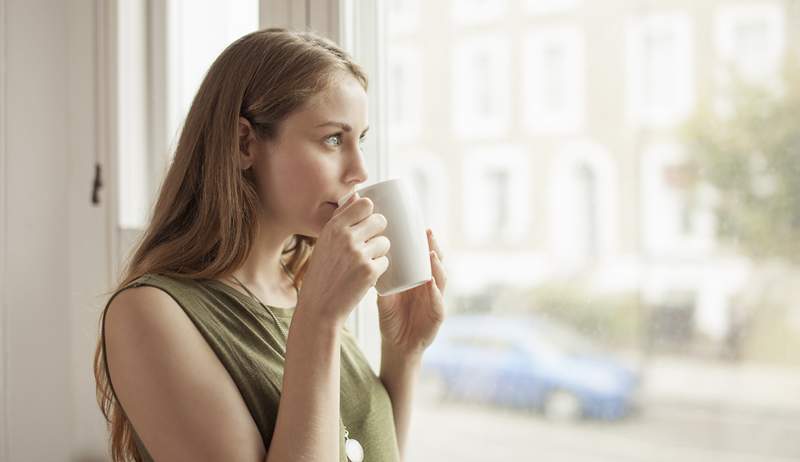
left=315, top=121, right=370, bottom=134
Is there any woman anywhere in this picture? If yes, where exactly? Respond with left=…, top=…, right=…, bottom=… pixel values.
left=94, top=28, right=447, bottom=462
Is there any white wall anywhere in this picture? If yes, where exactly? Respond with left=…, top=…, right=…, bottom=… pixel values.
left=2, top=0, right=111, bottom=460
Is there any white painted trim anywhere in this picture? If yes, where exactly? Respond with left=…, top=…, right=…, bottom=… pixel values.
left=0, top=0, right=7, bottom=457
left=98, top=0, right=120, bottom=287
left=339, top=0, right=389, bottom=370
left=149, top=0, right=170, bottom=188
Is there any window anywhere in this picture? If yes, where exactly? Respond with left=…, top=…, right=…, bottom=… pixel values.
left=116, top=0, right=259, bottom=235
left=523, top=25, right=585, bottom=134
left=375, top=1, right=800, bottom=460
left=626, top=12, right=693, bottom=127
left=462, top=146, right=530, bottom=244
left=547, top=140, right=617, bottom=268
left=165, top=0, right=259, bottom=154
left=393, top=150, right=449, bottom=240
left=387, top=46, right=422, bottom=142
left=452, top=34, right=511, bottom=138
left=714, top=3, right=785, bottom=84
left=641, top=142, right=714, bottom=257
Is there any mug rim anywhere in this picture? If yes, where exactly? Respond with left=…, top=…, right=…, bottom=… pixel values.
left=338, top=177, right=402, bottom=206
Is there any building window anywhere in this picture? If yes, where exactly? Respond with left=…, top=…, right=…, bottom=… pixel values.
left=523, top=26, right=585, bottom=134
left=641, top=143, right=714, bottom=256
left=452, top=35, right=511, bottom=138
left=714, top=3, right=785, bottom=84
left=462, top=146, right=529, bottom=244
left=625, top=12, right=693, bottom=127
left=548, top=140, right=616, bottom=266
left=387, top=46, right=422, bottom=142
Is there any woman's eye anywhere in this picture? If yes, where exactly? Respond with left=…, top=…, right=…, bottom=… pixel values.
left=324, top=134, right=342, bottom=146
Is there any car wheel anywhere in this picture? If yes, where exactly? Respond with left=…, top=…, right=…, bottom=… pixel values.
left=543, top=389, right=582, bottom=422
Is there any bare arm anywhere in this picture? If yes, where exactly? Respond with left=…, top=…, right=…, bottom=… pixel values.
left=379, top=346, right=423, bottom=461
left=104, top=287, right=344, bottom=462
left=266, top=307, right=342, bottom=462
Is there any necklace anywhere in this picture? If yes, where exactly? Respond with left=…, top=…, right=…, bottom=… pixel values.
left=230, top=263, right=365, bottom=462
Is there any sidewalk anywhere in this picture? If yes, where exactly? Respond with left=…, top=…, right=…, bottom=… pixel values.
left=640, top=356, right=800, bottom=414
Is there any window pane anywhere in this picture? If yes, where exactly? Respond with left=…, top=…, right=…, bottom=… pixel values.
left=167, top=0, right=260, bottom=154
left=116, top=0, right=259, bottom=231
left=384, top=1, right=800, bottom=460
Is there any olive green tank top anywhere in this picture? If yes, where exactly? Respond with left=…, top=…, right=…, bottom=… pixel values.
left=100, top=273, right=401, bottom=462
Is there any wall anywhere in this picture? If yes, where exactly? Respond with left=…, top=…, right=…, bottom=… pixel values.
left=2, top=0, right=111, bottom=460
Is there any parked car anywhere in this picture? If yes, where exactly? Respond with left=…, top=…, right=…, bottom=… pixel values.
left=420, top=313, right=641, bottom=421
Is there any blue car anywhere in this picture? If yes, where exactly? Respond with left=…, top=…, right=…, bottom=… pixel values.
left=420, top=313, right=641, bottom=420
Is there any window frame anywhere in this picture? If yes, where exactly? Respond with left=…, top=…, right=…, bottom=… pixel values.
left=262, top=0, right=390, bottom=369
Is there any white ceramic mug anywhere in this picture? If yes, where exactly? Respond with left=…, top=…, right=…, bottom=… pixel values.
left=337, top=177, right=432, bottom=296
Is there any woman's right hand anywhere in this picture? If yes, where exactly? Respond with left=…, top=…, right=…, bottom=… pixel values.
left=297, top=191, right=391, bottom=327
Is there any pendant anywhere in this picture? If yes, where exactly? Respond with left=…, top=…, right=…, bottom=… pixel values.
left=345, top=436, right=364, bottom=462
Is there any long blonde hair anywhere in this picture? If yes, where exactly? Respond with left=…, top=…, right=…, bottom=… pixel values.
left=93, top=28, right=368, bottom=461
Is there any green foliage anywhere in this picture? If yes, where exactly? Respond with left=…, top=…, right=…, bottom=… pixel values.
left=495, top=281, right=643, bottom=349
left=680, top=59, right=800, bottom=262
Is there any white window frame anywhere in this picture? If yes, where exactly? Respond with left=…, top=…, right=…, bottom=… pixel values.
left=262, top=0, right=390, bottom=367
left=625, top=12, right=694, bottom=128
left=114, top=0, right=261, bottom=279
left=522, top=25, right=585, bottom=135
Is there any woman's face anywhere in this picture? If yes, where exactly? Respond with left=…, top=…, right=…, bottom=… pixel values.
left=249, top=73, right=370, bottom=238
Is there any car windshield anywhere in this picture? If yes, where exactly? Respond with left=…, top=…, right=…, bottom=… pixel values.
left=525, top=317, right=598, bottom=357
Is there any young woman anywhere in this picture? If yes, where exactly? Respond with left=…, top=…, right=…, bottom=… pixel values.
left=94, top=28, right=447, bottom=462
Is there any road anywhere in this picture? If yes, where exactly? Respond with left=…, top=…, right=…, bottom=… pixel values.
left=405, top=359, right=800, bottom=461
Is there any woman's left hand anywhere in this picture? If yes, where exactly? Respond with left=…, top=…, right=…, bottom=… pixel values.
left=377, top=228, right=447, bottom=356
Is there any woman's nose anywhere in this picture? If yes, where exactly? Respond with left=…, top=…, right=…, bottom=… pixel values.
left=345, top=146, right=369, bottom=185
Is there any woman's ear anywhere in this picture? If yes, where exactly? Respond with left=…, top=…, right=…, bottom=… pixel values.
left=238, top=116, right=257, bottom=170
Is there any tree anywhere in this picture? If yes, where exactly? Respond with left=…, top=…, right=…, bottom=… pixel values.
left=680, top=59, right=800, bottom=262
